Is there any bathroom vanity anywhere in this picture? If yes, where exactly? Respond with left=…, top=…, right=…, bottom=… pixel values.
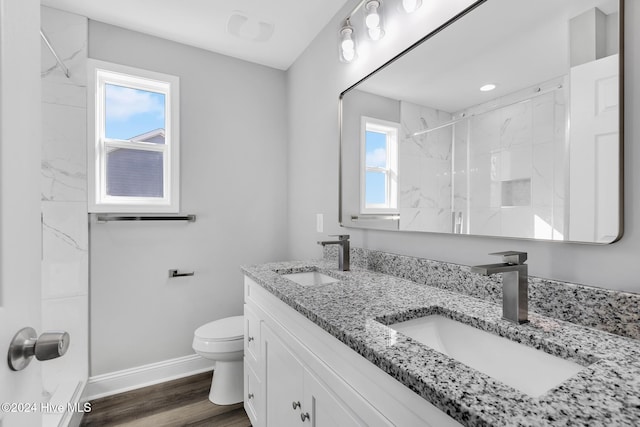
left=243, top=273, right=457, bottom=427
left=242, top=257, right=640, bottom=426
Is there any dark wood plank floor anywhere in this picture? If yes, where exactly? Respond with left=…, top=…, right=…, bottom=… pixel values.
left=81, top=371, right=251, bottom=427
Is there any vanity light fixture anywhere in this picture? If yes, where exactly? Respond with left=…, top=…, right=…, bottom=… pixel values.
left=339, top=20, right=357, bottom=63
left=365, top=0, right=385, bottom=40
left=480, top=83, right=497, bottom=92
left=341, top=0, right=418, bottom=63
left=402, top=0, right=422, bottom=13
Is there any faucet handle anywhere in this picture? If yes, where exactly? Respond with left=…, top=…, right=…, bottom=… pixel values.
left=489, top=251, right=527, bottom=265
left=329, top=234, right=350, bottom=240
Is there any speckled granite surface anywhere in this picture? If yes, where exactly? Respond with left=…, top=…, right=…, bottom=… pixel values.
left=241, top=259, right=640, bottom=427
left=324, top=246, right=640, bottom=340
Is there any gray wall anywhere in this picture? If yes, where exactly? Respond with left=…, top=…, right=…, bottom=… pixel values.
left=287, top=0, right=640, bottom=293
left=89, top=22, right=288, bottom=375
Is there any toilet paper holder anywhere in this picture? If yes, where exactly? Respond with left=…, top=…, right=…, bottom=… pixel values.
left=169, top=269, right=195, bottom=278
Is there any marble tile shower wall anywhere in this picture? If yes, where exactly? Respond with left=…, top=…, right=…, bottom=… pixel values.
left=40, top=5, right=89, bottom=408
left=399, top=101, right=453, bottom=232
left=323, top=246, right=640, bottom=340
left=397, top=79, right=566, bottom=240
left=465, top=81, right=567, bottom=239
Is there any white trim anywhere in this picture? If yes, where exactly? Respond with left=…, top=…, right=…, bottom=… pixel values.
left=83, top=354, right=214, bottom=401
left=87, top=59, right=180, bottom=213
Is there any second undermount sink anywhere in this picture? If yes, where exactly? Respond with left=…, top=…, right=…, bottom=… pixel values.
left=282, top=270, right=339, bottom=287
left=389, top=315, right=587, bottom=397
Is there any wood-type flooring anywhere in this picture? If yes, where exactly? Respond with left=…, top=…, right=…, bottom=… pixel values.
left=80, top=371, right=251, bottom=427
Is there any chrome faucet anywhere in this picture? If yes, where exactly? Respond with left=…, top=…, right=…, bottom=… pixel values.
left=317, top=235, right=350, bottom=271
left=470, top=251, right=528, bottom=324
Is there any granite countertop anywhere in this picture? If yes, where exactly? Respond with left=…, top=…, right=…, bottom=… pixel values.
left=241, top=259, right=640, bottom=427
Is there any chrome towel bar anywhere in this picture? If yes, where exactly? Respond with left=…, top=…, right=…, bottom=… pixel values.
left=96, top=214, right=196, bottom=223
left=350, top=214, right=400, bottom=221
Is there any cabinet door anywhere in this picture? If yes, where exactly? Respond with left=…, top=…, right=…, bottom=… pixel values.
left=244, top=360, right=262, bottom=426
left=302, top=370, right=366, bottom=427
left=244, top=303, right=261, bottom=370
left=263, top=325, right=304, bottom=427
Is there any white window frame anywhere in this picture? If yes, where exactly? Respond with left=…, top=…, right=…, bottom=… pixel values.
left=360, top=116, right=399, bottom=214
left=88, top=59, right=180, bottom=213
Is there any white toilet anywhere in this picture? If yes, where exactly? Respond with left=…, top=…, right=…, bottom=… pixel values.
left=192, top=315, right=244, bottom=405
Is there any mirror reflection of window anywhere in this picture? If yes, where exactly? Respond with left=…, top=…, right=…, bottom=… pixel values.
left=365, top=130, right=387, bottom=204
left=361, top=117, right=399, bottom=214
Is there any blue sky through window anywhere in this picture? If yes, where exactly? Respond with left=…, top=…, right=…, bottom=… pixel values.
left=365, top=131, right=387, bottom=167
left=105, top=84, right=166, bottom=140
left=365, top=171, right=386, bottom=204
left=365, top=130, right=387, bottom=205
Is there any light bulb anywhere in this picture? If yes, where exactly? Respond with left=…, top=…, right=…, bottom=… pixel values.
left=480, top=84, right=497, bottom=92
left=402, top=0, right=422, bottom=13
left=368, top=27, right=383, bottom=41
left=365, top=12, right=380, bottom=29
left=342, top=48, right=355, bottom=62
left=341, top=38, right=354, bottom=51
left=365, top=1, right=381, bottom=29
left=339, top=23, right=356, bottom=63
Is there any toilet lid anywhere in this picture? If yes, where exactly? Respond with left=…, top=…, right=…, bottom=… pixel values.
left=195, top=316, right=244, bottom=341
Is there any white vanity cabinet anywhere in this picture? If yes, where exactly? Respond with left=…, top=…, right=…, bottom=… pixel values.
left=262, top=323, right=366, bottom=426
left=243, top=276, right=462, bottom=427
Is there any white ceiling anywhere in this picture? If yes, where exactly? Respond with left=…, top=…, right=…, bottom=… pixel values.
left=40, top=0, right=351, bottom=70
left=358, top=0, right=618, bottom=113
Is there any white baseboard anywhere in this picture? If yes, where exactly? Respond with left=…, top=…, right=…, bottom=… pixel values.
left=84, top=354, right=214, bottom=401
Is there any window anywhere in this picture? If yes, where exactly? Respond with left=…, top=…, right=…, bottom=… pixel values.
left=360, top=116, right=399, bottom=213
left=88, top=60, right=180, bottom=213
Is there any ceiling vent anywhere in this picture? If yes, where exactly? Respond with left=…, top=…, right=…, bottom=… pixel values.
left=227, top=11, right=274, bottom=42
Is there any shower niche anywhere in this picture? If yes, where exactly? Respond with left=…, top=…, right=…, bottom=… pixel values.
left=340, top=0, right=622, bottom=243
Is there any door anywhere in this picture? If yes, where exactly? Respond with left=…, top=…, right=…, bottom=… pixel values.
left=0, top=0, right=45, bottom=426
left=569, top=54, right=620, bottom=242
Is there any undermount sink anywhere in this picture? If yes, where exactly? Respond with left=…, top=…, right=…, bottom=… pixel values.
left=282, top=271, right=339, bottom=287
left=389, top=315, right=586, bottom=397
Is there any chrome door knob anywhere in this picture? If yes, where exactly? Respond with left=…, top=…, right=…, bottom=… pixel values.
left=35, top=331, right=70, bottom=361
left=8, top=327, right=70, bottom=371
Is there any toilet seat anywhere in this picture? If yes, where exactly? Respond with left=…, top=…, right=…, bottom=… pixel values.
left=195, top=315, right=244, bottom=342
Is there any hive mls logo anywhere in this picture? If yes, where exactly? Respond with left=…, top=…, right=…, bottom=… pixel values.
left=39, top=402, right=92, bottom=413
left=68, top=402, right=92, bottom=413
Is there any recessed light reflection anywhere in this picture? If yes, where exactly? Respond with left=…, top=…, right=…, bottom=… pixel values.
left=480, top=84, right=497, bottom=92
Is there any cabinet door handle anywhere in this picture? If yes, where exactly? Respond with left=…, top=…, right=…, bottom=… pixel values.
left=292, top=401, right=301, bottom=410
left=248, top=393, right=254, bottom=399
left=248, top=336, right=255, bottom=342
left=300, top=412, right=310, bottom=422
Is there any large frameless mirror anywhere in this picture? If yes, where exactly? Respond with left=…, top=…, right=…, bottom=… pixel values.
left=339, top=0, right=623, bottom=243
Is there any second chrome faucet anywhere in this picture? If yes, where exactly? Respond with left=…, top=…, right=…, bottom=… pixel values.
left=317, top=235, right=350, bottom=271
left=471, top=251, right=528, bottom=324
